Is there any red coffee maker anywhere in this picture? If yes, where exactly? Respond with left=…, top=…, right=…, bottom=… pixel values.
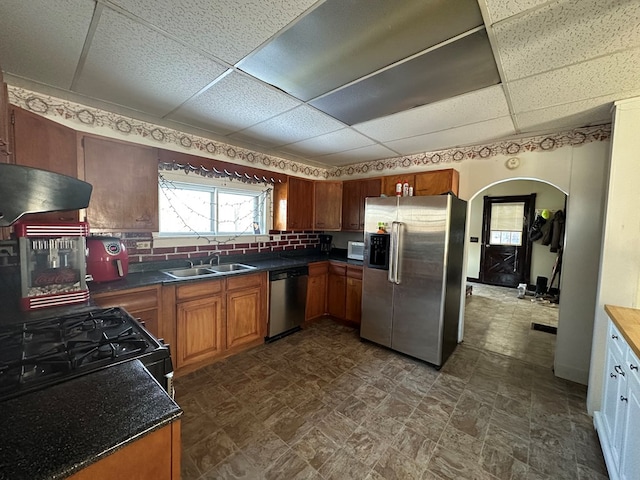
left=86, top=236, right=129, bottom=282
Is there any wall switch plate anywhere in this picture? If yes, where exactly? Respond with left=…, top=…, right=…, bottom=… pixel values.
left=136, top=241, right=151, bottom=249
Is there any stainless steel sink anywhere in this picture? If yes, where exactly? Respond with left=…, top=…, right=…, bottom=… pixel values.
left=162, top=263, right=256, bottom=279
left=208, top=263, right=256, bottom=273
left=162, top=267, right=218, bottom=279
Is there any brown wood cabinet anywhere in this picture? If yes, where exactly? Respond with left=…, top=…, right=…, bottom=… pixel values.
left=274, top=176, right=314, bottom=231
left=381, top=174, right=415, bottom=197
left=82, top=135, right=158, bottom=232
left=91, top=285, right=162, bottom=339
left=226, top=273, right=266, bottom=349
left=313, top=181, right=342, bottom=231
left=11, top=106, right=80, bottom=223
left=345, top=266, right=363, bottom=325
left=175, top=280, right=225, bottom=369
left=414, top=168, right=459, bottom=196
left=305, top=261, right=328, bottom=321
left=341, top=178, right=381, bottom=231
left=327, top=262, right=347, bottom=319
left=0, top=69, right=10, bottom=160
left=68, top=421, right=181, bottom=480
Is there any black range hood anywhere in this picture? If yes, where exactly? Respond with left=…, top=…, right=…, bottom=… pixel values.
left=0, top=164, right=93, bottom=226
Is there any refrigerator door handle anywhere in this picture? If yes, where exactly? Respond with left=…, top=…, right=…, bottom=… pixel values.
left=388, top=222, right=397, bottom=283
left=392, top=221, right=402, bottom=285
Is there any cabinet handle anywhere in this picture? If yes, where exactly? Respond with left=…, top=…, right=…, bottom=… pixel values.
left=621, top=395, right=628, bottom=403
left=631, top=364, right=638, bottom=371
left=612, top=334, right=619, bottom=339
left=615, top=365, right=625, bottom=376
left=610, top=373, right=617, bottom=378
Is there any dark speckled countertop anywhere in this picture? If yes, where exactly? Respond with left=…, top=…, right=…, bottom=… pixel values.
left=0, top=359, right=181, bottom=480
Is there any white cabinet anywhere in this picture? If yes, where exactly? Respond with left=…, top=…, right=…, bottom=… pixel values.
left=595, top=319, right=640, bottom=480
left=619, top=347, right=640, bottom=480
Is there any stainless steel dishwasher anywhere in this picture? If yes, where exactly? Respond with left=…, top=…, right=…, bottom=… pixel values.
left=267, top=265, right=308, bottom=342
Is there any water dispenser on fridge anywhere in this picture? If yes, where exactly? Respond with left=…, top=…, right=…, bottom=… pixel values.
left=365, top=233, right=390, bottom=270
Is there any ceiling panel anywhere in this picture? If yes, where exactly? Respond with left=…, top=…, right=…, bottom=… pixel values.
left=313, top=144, right=399, bottom=167
left=107, top=0, right=319, bottom=64
left=167, top=71, right=301, bottom=135
left=238, top=0, right=482, bottom=101
left=493, top=0, right=640, bottom=82
left=309, top=29, right=500, bottom=125
left=228, top=105, right=345, bottom=147
left=385, top=117, right=516, bottom=155
left=483, top=0, right=550, bottom=24
left=280, top=128, right=376, bottom=157
left=0, top=0, right=94, bottom=88
left=516, top=98, right=614, bottom=132
left=509, top=48, right=640, bottom=113
left=76, top=8, right=229, bottom=117
left=353, top=85, right=510, bottom=143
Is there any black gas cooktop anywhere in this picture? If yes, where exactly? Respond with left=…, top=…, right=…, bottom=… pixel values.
left=0, top=307, right=172, bottom=402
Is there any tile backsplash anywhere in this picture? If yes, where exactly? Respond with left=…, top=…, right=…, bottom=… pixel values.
left=114, top=231, right=321, bottom=264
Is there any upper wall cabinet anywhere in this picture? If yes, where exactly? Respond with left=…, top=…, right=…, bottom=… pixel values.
left=0, top=71, right=10, bottom=161
left=82, top=135, right=158, bottom=232
left=342, top=178, right=381, bottom=231
left=314, top=181, right=342, bottom=231
left=273, top=176, right=314, bottom=231
left=414, top=168, right=459, bottom=196
left=381, top=174, right=416, bottom=197
left=11, top=106, right=80, bottom=223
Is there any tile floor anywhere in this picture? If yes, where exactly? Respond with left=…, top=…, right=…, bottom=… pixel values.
left=175, top=284, right=608, bottom=480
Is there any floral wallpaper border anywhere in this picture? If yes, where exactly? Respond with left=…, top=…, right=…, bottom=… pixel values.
left=8, top=86, right=611, bottom=180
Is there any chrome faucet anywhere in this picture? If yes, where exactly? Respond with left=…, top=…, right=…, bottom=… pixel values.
left=208, top=254, right=220, bottom=266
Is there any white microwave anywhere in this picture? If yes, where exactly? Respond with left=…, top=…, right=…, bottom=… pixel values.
left=347, top=241, right=365, bottom=261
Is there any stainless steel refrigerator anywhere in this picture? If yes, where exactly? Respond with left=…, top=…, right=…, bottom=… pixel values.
left=360, top=194, right=466, bottom=367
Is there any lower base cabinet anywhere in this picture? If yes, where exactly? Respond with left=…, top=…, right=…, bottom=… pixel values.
left=177, top=294, right=224, bottom=368
left=226, top=274, right=266, bottom=349
left=92, top=285, right=162, bottom=338
left=325, top=261, right=363, bottom=325
left=68, top=421, right=181, bottom=480
left=595, top=310, right=640, bottom=480
left=345, top=266, right=363, bottom=325
left=306, top=262, right=328, bottom=321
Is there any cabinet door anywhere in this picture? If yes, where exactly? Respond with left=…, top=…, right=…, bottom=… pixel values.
left=345, top=266, right=363, bottom=325
left=327, top=263, right=347, bottom=319
left=176, top=295, right=224, bottom=369
left=341, top=181, right=362, bottom=231
left=602, top=345, right=626, bottom=465
left=620, top=350, right=640, bottom=480
left=314, top=181, right=342, bottom=231
left=226, top=286, right=263, bottom=349
left=360, top=178, right=382, bottom=230
left=83, top=136, right=158, bottom=231
left=0, top=78, right=10, bottom=159
left=306, top=273, right=327, bottom=320
left=92, top=285, right=161, bottom=338
left=288, top=177, right=314, bottom=230
left=12, top=106, right=79, bottom=222
left=414, top=169, right=459, bottom=196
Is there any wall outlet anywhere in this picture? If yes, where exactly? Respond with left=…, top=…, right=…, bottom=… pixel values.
left=136, top=241, right=151, bottom=249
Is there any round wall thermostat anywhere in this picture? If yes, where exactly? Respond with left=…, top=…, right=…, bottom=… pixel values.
left=506, top=157, right=520, bottom=169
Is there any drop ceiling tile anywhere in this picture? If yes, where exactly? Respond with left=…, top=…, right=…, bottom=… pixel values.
left=493, top=0, right=640, bottom=81
left=0, top=0, right=93, bottom=88
left=167, top=71, right=301, bottom=135
left=309, top=29, right=500, bottom=125
left=109, top=0, right=318, bottom=64
left=354, top=85, right=509, bottom=142
left=75, top=8, right=228, bottom=117
left=239, top=0, right=482, bottom=101
left=385, top=117, right=516, bottom=155
left=228, top=105, right=345, bottom=147
left=312, top=144, right=399, bottom=167
left=509, top=48, right=640, bottom=113
left=280, top=128, right=376, bottom=157
left=483, top=0, right=550, bottom=24
left=516, top=97, right=614, bottom=132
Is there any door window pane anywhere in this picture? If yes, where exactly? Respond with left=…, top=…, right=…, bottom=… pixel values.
left=490, top=202, right=524, bottom=246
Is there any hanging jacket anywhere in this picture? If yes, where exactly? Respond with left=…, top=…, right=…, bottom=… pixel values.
left=529, top=214, right=546, bottom=242
left=542, top=210, right=565, bottom=252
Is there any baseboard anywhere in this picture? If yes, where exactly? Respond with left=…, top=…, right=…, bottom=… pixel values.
left=553, top=362, right=589, bottom=385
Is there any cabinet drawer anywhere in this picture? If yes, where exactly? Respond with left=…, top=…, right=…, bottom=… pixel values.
left=627, top=347, right=640, bottom=385
left=609, top=321, right=626, bottom=362
left=308, top=261, right=328, bottom=276
left=176, top=279, right=223, bottom=302
left=93, top=286, right=159, bottom=311
left=346, top=265, right=363, bottom=280
left=329, top=262, right=346, bottom=276
left=226, top=272, right=263, bottom=291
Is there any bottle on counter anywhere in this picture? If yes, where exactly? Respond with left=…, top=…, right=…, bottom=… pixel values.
left=409, top=186, right=414, bottom=196
left=402, top=180, right=409, bottom=197
left=395, top=181, right=402, bottom=196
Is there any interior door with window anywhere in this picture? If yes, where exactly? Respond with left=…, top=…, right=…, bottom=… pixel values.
left=480, top=194, right=535, bottom=287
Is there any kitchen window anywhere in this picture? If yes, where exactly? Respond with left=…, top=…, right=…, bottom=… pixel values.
left=158, top=172, right=270, bottom=238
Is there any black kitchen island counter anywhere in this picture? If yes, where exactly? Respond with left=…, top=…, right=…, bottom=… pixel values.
left=0, top=359, right=182, bottom=480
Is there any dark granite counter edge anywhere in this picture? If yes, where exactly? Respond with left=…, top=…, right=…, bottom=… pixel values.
left=0, top=359, right=182, bottom=480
